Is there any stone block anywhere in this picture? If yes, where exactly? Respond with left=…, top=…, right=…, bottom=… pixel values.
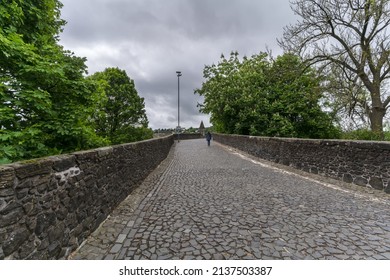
left=37, top=183, right=47, bottom=194
left=281, top=159, right=290, bottom=166
left=35, top=212, right=57, bottom=236
left=2, top=227, right=30, bottom=256
left=310, top=167, right=319, bottom=174
left=82, top=216, right=94, bottom=231
left=51, top=155, right=77, bottom=172
left=0, top=200, right=21, bottom=215
left=71, top=224, right=83, bottom=238
left=0, top=206, right=24, bottom=227
left=13, top=159, right=53, bottom=179
left=72, top=149, right=98, bottom=163
left=369, top=177, right=384, bottom=190
left=56, top=206, right=68, bottom=221
left=26, top=216, right=37, bottom=231
left=0, top=166, right=15, bottom=189
left=47, top=241, right=62, bottom=258
left=343, top=174, right=353, bottom=183
left=18, top=239, right=36, bottom=259
left=48, top=222, right=65, bottom=243
left=28, top=250, right=48, bottom=260
left=0, top=246, right=4, bottom=260
left=0, top=187, right=14, bottom=197
left=354, top=177, right=368, bottom=187
left=0, top=198, right=7, bottom=213
left=97, top=146, right=113, bottom=158
left=15, top=188, right=30, bottom=200
left=37, top=238, right=49, bottom=251
left=40, top=193, right=54, bottom=210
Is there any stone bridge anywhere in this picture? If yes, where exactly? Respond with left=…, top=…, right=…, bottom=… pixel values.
left=0, top=134, right=390, bottom=260
left=71, top=139, right=390, bottom=260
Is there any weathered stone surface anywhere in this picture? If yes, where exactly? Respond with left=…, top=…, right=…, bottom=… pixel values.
left=0, top=187, right=14, bottom=197
left=0, top=198, right=8, bottom=212
left=48, top=241, right=61, bottom=258
left=69, top=139, right=390, bottom=261
left=56, top=206, right=68, bottom=221
left=52, top=155, right=77, bottom=172
left=355, top=177, right=368, bottom=187
left=48, top=222, right=66, bottom=243
left=369, top=177, right=384, bottom=190
left=2, top=227, right=30, bottom=256
left=0, top=207, right=24, bottom=227
left=18, top=239, right=36, bottom=259
left=9, top=135, right=389, bottom=261
left=97, top=146, right=113, bottom=158
left=0, top=136, right=173, bottom=259
left=35, top=212, right=57, bottom=236
left=0, top=246, right=4, bottom=260
left=14, top=160, right=53, bottom=179
left=0, top=200, right=21, bottom=215
left=343, top=174, right=353, bottom=183
left=214, top=133, right=390, bottom=193
left=0, top=166, right=15, bottom=189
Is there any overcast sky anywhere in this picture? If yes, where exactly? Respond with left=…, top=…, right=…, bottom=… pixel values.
left=59, top=0, right=297, bottom=130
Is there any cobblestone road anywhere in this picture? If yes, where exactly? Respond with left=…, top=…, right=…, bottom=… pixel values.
left=70, top=139, right=390, bottom=260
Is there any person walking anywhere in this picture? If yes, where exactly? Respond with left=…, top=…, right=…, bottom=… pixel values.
left=206, top=131, right=212, bottom=146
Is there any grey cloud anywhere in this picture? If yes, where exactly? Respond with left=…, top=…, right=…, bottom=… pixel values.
left=62, top=0, right=293, bottom=44
left=59, top=0, right=297, bottom=129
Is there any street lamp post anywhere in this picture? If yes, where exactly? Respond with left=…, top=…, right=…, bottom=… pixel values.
left=176, top=71, right=182, bottom=142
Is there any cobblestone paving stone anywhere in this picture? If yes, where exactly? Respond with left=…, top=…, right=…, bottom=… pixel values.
left=69, top=139, right=390, bottom=260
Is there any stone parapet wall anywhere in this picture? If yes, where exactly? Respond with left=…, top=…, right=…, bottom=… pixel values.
left=0, top=136, right=174, bottom=259
left=174, top=133, right=204, bottom=140
left=214, top=133, right=390, bottom=194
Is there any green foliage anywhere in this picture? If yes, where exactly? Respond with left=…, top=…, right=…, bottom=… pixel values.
left=0, top=0, right=107, bottom=163
left=195, top=52, right=340, bottom=139
left=0, top=1, right=153, bottom=164
left=341, top=129, right=390, bottom=141
left=185, top=127, right=200, bottom=134
left=280, top=0, right=390, bottom=135
left=88, top=68, right=152, bottom=144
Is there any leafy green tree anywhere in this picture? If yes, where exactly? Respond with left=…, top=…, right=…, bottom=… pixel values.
left=232, top=53, right=270, bottom=135
left=196, top=52, right=263, bottom=134
left=195, top=52, right=340, bottom=139
left=88, top=68, right=152, bottom=144
left=279, top=0, right=390, bottom=137
left=0, top=0, right=106, bottom=163
left=264, top=54, right=340, bottom=138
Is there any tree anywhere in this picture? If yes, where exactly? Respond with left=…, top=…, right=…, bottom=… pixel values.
left=323, top=63, right=373, bottom=130
left=195, top=52, right=249, bottom=133
left=195, top=52, right=339, bottom=139
left=279, top=0, right=390, bottom=137
left=264, top=54, right=340, bottom=138
left=0, top=0, right=106, bottom=163
left=88, top=68, right=152, bottom=144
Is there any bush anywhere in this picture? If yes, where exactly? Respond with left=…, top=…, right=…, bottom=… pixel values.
left=341, top=129, right=389, bottom=141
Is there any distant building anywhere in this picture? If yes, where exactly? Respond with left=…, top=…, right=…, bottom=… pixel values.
left=199, top=121, right=205, bottom=136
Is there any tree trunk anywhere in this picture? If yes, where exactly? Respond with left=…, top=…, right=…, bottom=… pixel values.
left=368, top=85, right=386, bottom=139
left=355, top=74, right=387, bottom=140
left=369, top=106, right=385, bottom=139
